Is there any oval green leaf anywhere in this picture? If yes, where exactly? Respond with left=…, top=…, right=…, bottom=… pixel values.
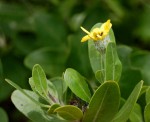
left=47, top=104, right=60, bottom=114
left=11, top=90, right=66, bottom=122
left=50, top=77, right=67, bottom=103
left=105, top=42, right=122, bottom=82
left=64, top=68, right=91, bottom=102
left=25, top=47, right=68, bottom=77
left=95, top=70, right=104, bottom=84
left=54, top=105, right=83, bottom=120
left=112, top=80, right=143, bottom=122
left=32, top=64, right=48, bottom=100
left=82, top=81, right=120, bottom=122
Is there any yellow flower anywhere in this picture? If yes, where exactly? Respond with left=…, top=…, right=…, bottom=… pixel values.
left=81, top=19, right=112, bottom=42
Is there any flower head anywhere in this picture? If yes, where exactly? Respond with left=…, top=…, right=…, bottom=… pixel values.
left=81, top=19, right=112, bottom=42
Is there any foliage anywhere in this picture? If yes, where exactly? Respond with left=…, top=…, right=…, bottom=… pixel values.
left=0, top=0, right=150, bottom=121
left=5, top=21, right=150, bottom=122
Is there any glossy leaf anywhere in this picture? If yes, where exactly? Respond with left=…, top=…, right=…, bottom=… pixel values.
left=112, top=80, right=143, bottom=122
left=64, top=68, right=91, bottom=102
left=105, top=42, right=122, bottom=82
left=11, top=90, right=66, bottom=122
left=0, top=107, right=8, bottom=122
left=54, top=105, right=83, bottom=120
left=32, top=64, right=48, bottom=100
left=82, top=81, right=120, bottom=122
left=144, top=103, right=150, bottom=122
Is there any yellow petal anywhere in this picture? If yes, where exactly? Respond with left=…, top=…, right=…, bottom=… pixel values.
left=101, top=19, right=112, bottom=33
left=80, top=26, right=90, bottom=35
left=81, top=35, right=90, bottom=42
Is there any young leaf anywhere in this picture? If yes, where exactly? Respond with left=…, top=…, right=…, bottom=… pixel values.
left=105, top=42, right=122, bottom=82
left=54, top=105, right=83, bottom=120
left=29, top=77, right=36, bottom=93
left=82, top=81, right=120, bottom=122
left=29, top=77, right=59, bottom=104
left=47, top=80, right=59, bottom=104
left=95, top=70, right=104, bottom=84
left=64, top=68, right=91, bottom=102
left=11, top=90, right=66, bottom=122
left=144, top=103, right=150, bottom=122
left=47, top=104, right=60, bottom=114
left=32, top=64, right=48, bottom=100
left=112, top=80, right=143, bottom=122
left=50, top=77, right=67, bottom=103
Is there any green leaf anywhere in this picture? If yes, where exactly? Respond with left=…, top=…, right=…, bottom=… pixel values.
left=64, top=68, right=91, bottom=102
left=105, top=42, right=122, bottom=82
left=0, top=107, right=8, bottom=122
left=129, top=103, right=143, bottom=122
left=11, top=90, right=66, bottom=122
left=47, top=80, right=59, bottom=104
left=146, top=87, right=150, bottom=104
left=54, top=105, right=83, bottom=120
left=112, top=80, right=143, bottom=122
left=29, top=77, right=36, bottom=93
left=33, top=12, right=67, bottom=48
left=32, top=64, right=48, bottom=101
left=25, top=47, right=68, bottom=76
left=50, top=77, right=67, bottom=103
left=87, top=24, right=103, bottom=75
left=29, top=77, right=59, bottom=104
left=5, top=79, right=49, bottom=108
left=82, top=81, right=120, bottom=122
left=95, top=70, right=104, bottom=84
left=144, top=103, right=150, bottom=122
left=117, top=45, right=143, bottom=99
left=130, top=50, right=150, bottom=85
left=88, top=39, right=102, bottom=74
left=139, top=86, right=149, bottom=97
left=47, top=104, right=60, bottom=114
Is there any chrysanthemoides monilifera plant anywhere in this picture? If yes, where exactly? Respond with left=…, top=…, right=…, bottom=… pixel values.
left=6, top=19, right=149, bottom=122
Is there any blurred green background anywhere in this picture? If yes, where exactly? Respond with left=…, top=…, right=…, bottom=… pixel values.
left=0, top=0, right=150, bottom=121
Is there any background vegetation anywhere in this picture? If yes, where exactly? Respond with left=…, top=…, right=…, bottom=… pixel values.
left=0, top=0, right=150, bottom=121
